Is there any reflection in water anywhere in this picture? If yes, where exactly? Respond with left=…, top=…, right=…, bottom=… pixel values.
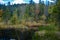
left=10, top=39, right=16, bottom=40
left=0, top=28, right=35, bottom=40
left=0, top=39, right=16, bottom=40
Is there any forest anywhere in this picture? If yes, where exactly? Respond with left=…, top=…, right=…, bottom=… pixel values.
left=0, top=0, right=60, bottom=40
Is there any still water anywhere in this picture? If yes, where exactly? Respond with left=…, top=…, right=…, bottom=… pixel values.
left=0, top=28, right=35, bottom=40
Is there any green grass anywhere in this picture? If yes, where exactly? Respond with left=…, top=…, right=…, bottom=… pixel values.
left=32, top=23, right=60, bottom=40
left=38, top=24, right=57, bottom=31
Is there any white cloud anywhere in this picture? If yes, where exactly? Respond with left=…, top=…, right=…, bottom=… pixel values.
left=11, top=0, right=25, bottom=4
left=0, top=0, right=4, bottom=4
left=12, top=0, right=39, bottom=4
left=0, top=0, right=55, bottom=5
left=41, top=0, right=55, bottom=2
left=11, top=0, right=40, bottom=4
left=41, top=0, right=55, bottom=4
left=0, top=0, right=25, bottom=4
left=33, top=0, right=39, bottom=3
left=49, top=0, right=54, bottom=2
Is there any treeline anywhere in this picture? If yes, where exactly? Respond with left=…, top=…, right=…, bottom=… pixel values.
left=48, top=0, right=60, bottom=30
left=0, top=0, right=60, bottom=29
left=0, top=1, right=45, bottom=24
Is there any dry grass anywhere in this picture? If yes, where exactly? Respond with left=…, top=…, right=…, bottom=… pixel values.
left=0, top=20, right=50, bottom=29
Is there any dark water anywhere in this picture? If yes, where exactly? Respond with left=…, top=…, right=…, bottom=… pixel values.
left=0, top=28, right=35, bottom=40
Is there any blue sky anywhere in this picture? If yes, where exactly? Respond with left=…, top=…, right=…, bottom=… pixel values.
left=0, top=0, right=56, bottom=5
